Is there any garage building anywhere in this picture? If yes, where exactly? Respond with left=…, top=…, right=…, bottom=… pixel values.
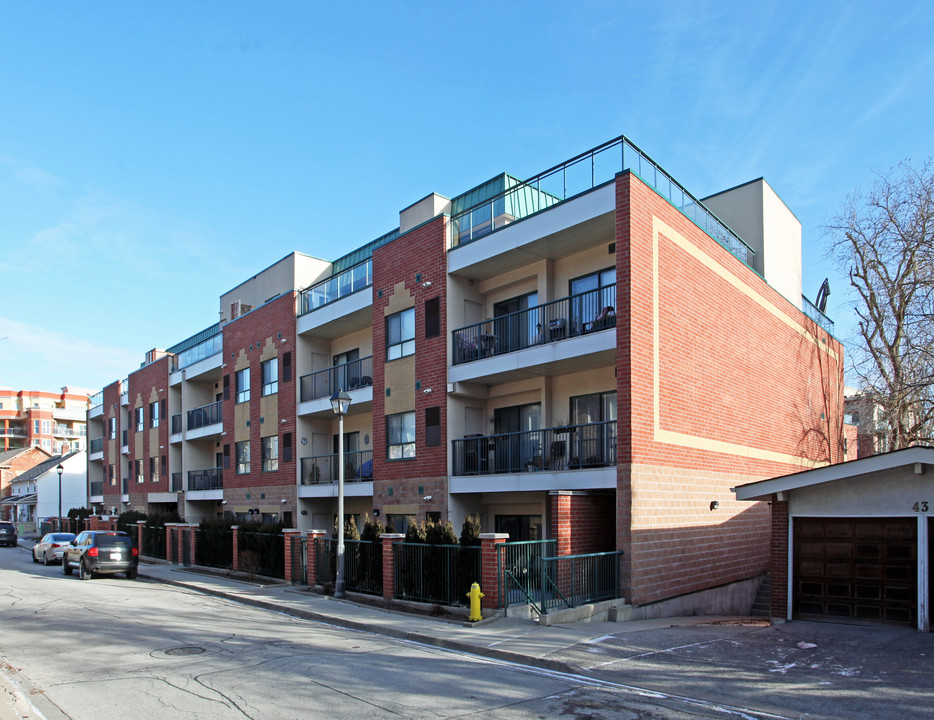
left=734, top=446, right=933, bottom=632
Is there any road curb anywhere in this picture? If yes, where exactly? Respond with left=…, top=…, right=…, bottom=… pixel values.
left=138, top=570, right=582, bottom=676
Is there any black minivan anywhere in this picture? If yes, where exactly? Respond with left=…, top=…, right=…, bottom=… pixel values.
left=62, top=531, right=138, bottom=580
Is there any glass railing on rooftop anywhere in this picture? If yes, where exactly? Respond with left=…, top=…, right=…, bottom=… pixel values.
left=299, top=259, right=372, bottom=315
left=451, top=135, right=756, bottom=270
left=801, top=295, right=835, bottom=336
left=172, top=332, right=223, bottom=371
left=89, top=391, right=103, bottom=408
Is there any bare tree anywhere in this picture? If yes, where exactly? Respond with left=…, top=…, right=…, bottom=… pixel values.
left=827, top=159, right=934, bottom=450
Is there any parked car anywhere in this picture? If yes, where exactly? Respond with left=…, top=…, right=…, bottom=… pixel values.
left=0, top=521, right=17, bottom=547
left=32, top=532, right=77, bottom=565
left=62, top=531, right=138, bottom=580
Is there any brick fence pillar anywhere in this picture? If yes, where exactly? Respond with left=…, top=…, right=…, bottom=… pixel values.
left=283, top=529, right=300, bottom=583
left=88, top=515, right=102, bottom=531
left=306, top=529, right=326, bottom=587
left=479, top=533, right=509, bottom=610
left=164, top=523, right=178, bottom=562
left=770, top=499, right=789, bottom=622
left=381, top=534, right=405, bottom=601
left=188, top=523, right=198, bottom=566
left=231, top=525, right=240, bottom=572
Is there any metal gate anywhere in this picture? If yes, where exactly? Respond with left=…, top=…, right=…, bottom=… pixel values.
left=182, top=530, right=191, bottom=567
left=497, top=540, right=555, bottom=613
left=291, top=535, right=307, bottom=584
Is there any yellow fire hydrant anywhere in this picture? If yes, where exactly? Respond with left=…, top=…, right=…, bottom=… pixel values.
left=467, top=582, right=484, bottom=622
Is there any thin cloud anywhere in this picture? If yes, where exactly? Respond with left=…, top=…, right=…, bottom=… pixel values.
left=15, top=167, right=63, bottom=193
left=0, top=317, right=141, bottom=391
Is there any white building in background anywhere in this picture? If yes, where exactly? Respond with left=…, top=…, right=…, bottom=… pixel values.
left=2, top=451, right=87, bottom=533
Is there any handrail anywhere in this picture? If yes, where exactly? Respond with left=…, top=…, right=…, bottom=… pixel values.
left=299, top=356, right=374, bottom=402
left=299, top=259, right=373, bottom=316
left=450, top=134, right=755, bottom=270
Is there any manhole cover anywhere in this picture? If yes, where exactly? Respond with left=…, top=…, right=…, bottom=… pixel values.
left=165, top=646, right=206, bottom=656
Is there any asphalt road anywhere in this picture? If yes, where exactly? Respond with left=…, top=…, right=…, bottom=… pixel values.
left=0, top=544, right=780, bottom=720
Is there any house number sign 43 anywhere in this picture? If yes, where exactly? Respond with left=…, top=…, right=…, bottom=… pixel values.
left=913, top=501, right=929, bottom=512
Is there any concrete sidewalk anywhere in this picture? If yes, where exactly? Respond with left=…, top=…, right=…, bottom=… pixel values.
left=134, top=559, right=736, bottom=673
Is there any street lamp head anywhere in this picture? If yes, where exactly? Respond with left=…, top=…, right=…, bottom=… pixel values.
left=330, top=389, right=352, bottom=416
left=56, top=464, right=64, bottom=478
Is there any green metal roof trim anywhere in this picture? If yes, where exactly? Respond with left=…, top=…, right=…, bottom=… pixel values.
left=167, top=323, right=222, bottom=355
left=451, top=173, right=562, bottom=217
left=331, top=227, right=400, bottom=273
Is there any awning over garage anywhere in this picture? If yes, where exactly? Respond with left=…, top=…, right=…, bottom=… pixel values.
left=733, top=446, right=934, bottom=631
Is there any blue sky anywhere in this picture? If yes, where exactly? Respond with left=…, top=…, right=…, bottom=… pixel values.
left=1, top=1, right=932, bottom=393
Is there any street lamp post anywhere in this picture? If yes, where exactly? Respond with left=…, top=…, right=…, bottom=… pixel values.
left=329, top=389, right=352, bottom=598
left=56, top=464, right=64, bottom=533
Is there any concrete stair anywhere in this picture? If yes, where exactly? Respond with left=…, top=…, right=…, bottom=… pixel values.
left=750, top=574, right=771, bottom=617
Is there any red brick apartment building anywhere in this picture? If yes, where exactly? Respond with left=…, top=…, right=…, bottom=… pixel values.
left=0, top=387, right=91, bottom=455
left=87, top=135, right=847, bottom=615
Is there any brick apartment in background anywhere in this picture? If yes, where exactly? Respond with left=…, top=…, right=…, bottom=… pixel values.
left=0, top=387, right=92, bottom=455
left=87, top=134, right=848, bottom=615
left=0, top=446, right=52, bottom=520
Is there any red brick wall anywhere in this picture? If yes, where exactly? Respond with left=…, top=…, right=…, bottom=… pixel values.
left=127, top=355, right=171, bottom=508
left=100, top=379, right=123, bottom=512
left=371, top=216, right=449, bottom=521
left=551, top=492, right=616, bottom=556
left=616, top=171, right=846, bottom=606
left=221, top=293, right=298, bottom=499
left=770, top=500, right=789, bottom=619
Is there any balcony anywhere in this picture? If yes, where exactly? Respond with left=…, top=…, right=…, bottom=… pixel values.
left=301, top=450, right=373, bottom=485
left=300, top=357, right=373, bottom=402
left=188, top=467, right=223, bottom=492
left=53, top=424, right=86, bottom=437
left=89, top=481, right=103, bottom=497
left=450, top=134, right=754, bottom=271
left=451, top=420, right=617, bottom=477
left=188, top=401, right=223, bottom=431
left=452, top=287, right=616, bottom=366
left=0, top=428, right=27, bottom=438
left=170, top=325, right=223, bottom=373
left=171, top=472, right=183, bottom=492
left=89, top=437, right=104, bottom=455
left=300, top=259, right=373, bottom=315
left=171, top=413, right=182, bottom=435
left=121, top=478, right=129, bottom=494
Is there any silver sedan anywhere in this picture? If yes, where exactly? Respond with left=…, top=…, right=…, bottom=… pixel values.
left=32, top=533, right=76, bottom=565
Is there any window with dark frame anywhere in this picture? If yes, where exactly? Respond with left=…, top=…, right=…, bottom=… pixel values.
left=236, top=368, right=250, bottom=403
left=135, top=407, right=144, bottom=432
left=236, top=440, right=250, bottom=474
left=262, top=358, right=278, bottom=396
left=150, top=401, right=160, bottom=428
left=386, top=307, right=415, bottom=361
left=261, top=435, right=279, bottom=472
left=387, top=412, right=415, bottom=459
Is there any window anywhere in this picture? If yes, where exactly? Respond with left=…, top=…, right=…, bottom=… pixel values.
left=33, top=420, right=40, bottom=435
left=425, top=406, right=441, bottom=447
left=150, top=456, right=159, bottom=483
left=261, top=435, right=278, bottom=472
left=150, top=401, right=160, bottom=428
left=135, top=407, right=144, bottom=432
left=387, top=412, right=415, bottom=459
left=108, top=465, right=115, bottom=485
left=135, top=459, right=143, bottom=483
left=161, top=454, right=167, bottom=479
left=236, top=368, right=250, bottom=403
left=570, top=267, right=616, bottom=333
left=386, top=308, right=415, bottom=361
left=41, top=420, right=51, bottom=435
left=262, top=358, right=278, bottom=396
left=109, top=418, right=117, bottom=440
left=236, top=441, right=250, bottom=474
left=425, top=297, right=440, bottom=338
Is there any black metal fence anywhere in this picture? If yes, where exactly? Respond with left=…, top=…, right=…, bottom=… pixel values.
left=238, top=531, right=285, bottom=579
left=188, top=401, right=222, bottom=430
left=195, top=527, right=233, bottom=570
left=393, top=543, right=481, bottom=607
left=541, top=551, right=623, bottom=612
left=300, top=450, right=373, bottom=485
left=299, top=356, right=374, bottom=401
left=313, top=538, right=383, bottom=595
left=188, top=467, right=223, bottom=491
left=139, top=525, right=166, bottom=559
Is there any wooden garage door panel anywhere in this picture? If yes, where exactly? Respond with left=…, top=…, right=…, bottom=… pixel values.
left=793, top=517, right=917, bottom=627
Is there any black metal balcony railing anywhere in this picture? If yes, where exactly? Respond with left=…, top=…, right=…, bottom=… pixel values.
left=300, top=357, right=374, bottom=402
left=301, top=450, right=373, bottom=485
left=90, top=481, right=103, bottom=496
left=121, top=429, right=128, bottom=446
left=121, top=478, right=129, bottom=494
left=89, top=437, right=104, bottom=454
left=171, top=472, right=183, bottom=492
left=188, top=401, right=222, bottom=431
left=452, top=286, right=616, bottom=365
left=188, top=467, right=223, bottom=491
left=171, top=414, right=182, bottom=434
left=452, top=421, right=617, bottom=476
